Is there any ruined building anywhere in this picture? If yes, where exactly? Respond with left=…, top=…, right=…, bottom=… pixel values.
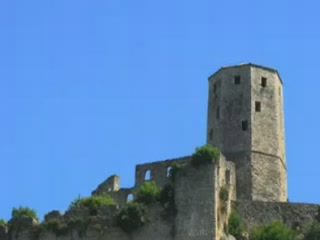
left=1, top=63, right=319, bottom=240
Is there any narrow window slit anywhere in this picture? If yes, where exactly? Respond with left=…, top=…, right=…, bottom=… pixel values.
left=242, top=120, right=248, bottom=131
left=255, top=101, right=261, bottom=112
left=261, top=77, right=267, bottom=87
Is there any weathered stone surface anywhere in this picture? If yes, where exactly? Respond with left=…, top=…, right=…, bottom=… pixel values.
left=207, top=63, right=287, bottom=202
left=233, top=200, right=320, bottom=232
left=44, top=210, right=62, bottom=222
left=0, top=224, right=8, bottom=240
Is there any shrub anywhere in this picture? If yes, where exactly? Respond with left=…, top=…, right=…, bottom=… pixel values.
left=250, top=221, right=297, bottom=240
left=219, top=186, right=229, bottom=202
left=227, top=210, right=243, bottom=239
left=69, top=195, right=116, bottom=216
left=0, top=219, right=6, bottom=225
left=191, top=145, right=220, bottom=166
left=11, top=206, right=39, bottom=222
left=42, top=219, right=61, bottom=235
left=135, top=181, right=160, bottom=205
left=168, top=162, right=182, bottom=181
left=159, top=183, right=176, bottom=212
left=304, top=222, right=320, bottom=240
left=116, top=202, right=147, bottom=233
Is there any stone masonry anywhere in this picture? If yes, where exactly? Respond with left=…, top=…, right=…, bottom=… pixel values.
left=1, top=63, right=318, bottom=240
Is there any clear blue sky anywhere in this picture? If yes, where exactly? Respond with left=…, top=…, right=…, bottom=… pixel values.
left=1, top=0, right=319, bottom=221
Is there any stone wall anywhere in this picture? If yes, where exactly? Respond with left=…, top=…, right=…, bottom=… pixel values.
left=250, top=66, right=287, bottom=202
left=6, top=204, right=173, bottom=240
left=135, top=156, right=190, bottom=189
left=207, top=65, right=252, bottom=154
left=207, top=64, right=287, bottom=202
left=174, top=160, right=219, bottom=240
left=233, top=200, right=320, bottom=232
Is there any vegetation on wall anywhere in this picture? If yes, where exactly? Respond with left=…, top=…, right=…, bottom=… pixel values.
left=11, top=206, right=39, bottom=222
left=303, top=222, right=320, bottom=240
left=168, top=161, right=182, bottom=181
left=219, top=186, right=229, bottom=202
left=116, top=202, right=147, bottom=233
left=159, top=183, right=176, bottom=214
left=69, top=195, right=116, bottom=215
left=41, top=218, right=90, bottom=237
left=0, top=219, right=6, bottom=225
left=191, top=145, right=220, bottom=167
left=226, top=210, right=243, bottom=239
left=135, top=181, right=160, bottom=205
left=250, top=221, right=297, bottom=240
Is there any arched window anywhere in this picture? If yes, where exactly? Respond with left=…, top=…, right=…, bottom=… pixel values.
left=167, top=166, right=172, bottom=177
left=145, top=170, right=151, bottom=181
left=127, top=194, right=134, bottom=202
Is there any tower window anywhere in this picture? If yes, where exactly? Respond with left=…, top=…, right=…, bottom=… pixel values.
left=209, top=129, right=213, bottom=140
left=255, top=101, right=261, bottom=112
left=261, top=77, right=267, bottom=87
left=234, top=76, right=241, bottom=85
left=213, top=84, right=217, bottom=94
left=216, top=106, right=220, bottom=119
left=242, top=120, right=248, bottom=131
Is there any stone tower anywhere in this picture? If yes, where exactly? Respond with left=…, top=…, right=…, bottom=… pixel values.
left=207, top=63, right=287, bottom=202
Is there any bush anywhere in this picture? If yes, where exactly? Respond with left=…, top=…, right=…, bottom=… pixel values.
left=219, top=186, right=229, bottom=202
left=69, top=195, right=116, bottom=215
left=168, top=162, right=182, bottom=181
left=135, top=181, right=160, bottom=205
left=250, top=221, right=297, bottom=240
left=0, top=219, right=6, bottom=225
left=12, top=206, right=39, bottom=222
left=116, top=202, right=147, bottom=233
left=304, top=222, right=320, bottom=240
left=159, top=183, right=175, bottom=212
left=227, top=210, right=243, bottom=239
left=191, top=145, right=220, bottom=166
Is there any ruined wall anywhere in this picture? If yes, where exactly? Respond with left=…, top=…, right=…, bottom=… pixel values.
left=135, top=156, right=190, bottom=189
left=233, top=200, right=320, bottom=232
left=6, top=204, right=173, bottom=240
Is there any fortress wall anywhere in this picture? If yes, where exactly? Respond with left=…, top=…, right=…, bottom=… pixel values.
left=8, top=204, right=172, bottom=240
left=216, top=155, right=236, bottom=239
left=174, top=162, right=217, bottom=240
left=135, top=156, right=190, bottom=189
left=233, top=200, right=320, bottom=232
left=224, top=151, right=252, bottom=200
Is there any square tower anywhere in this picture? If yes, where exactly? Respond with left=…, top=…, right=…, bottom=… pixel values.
left=207, top=63, right=287, bottom=202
